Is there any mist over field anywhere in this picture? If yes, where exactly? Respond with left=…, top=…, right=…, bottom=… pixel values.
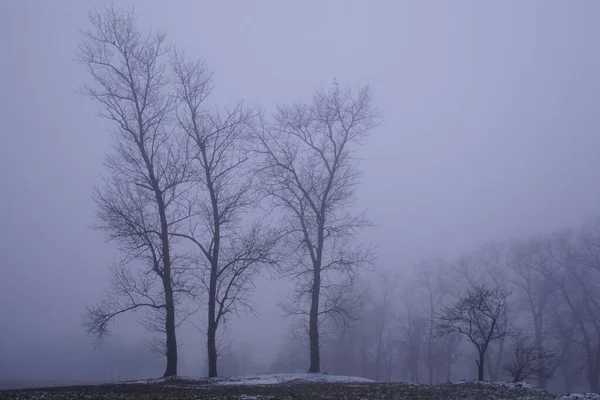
left=1, top=1, right=600, bottom=395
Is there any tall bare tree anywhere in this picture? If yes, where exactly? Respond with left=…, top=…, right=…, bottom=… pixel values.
left=171, top=52, right=280, bottom=377
left=400, top=295, right=427, bottom=383
left=436, top=284, right=510, bottom=381
left=450, top=242, right=510, bottom=381
left=78, top=7, right=189, bottom=377
left=413, top=259, right=449, bottom=384
left=254, top=83, right=379, bottom=373
left=551, top=228, right=600, bottom=393
left=372, top=271, right=398, bottom=381
left=506, top=235, right=557, bottom=388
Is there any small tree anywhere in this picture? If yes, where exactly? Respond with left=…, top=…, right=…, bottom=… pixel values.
left=435, top=285, right=510, bottom=381
left=503, top=331, right=556, bottom=382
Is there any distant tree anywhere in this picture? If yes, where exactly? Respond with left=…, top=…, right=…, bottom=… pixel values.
left=413, top=259, right=449, bottom=384
left=254, top=83, right=379, bottom=373
left=503, top=331, right=556, bottom=383
left=270, top=326, right=310, bottom=374
left=548, top=306, right=578, bottom=393
left=451, top=243, right=511, bottom=382
left=550, top=228, right=600, bottom=393
left=237, top=340, right=256, bottom=376
left=506, top=235, right=557, bottom=389
left=78, top=7, right=191, bottom=377
left=435, top=284, right=510, bottom=381
left=371, top=271, right=399, bottom=381
left=439, top=333, right=462, bottom=382
left=170, top=51, right=281, bottom=378
left=399, top=292, right=427, bottom=383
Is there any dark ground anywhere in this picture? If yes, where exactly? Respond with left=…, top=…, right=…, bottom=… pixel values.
left=1, top=379, right=580, bottom=400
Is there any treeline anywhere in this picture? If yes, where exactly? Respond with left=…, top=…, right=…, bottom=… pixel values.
left=79, top=6, right=377, bottom=379
left=269, top=217, right=600, bottom=394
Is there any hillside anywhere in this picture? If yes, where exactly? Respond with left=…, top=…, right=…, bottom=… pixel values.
left=2, top=374, right=599, bottom=399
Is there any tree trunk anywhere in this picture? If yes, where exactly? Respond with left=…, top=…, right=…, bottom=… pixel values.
left=361, top=336, right=367, bottom=377
left=308, top=265, right=321, bottom=373
left=204, top=143, right=220, bottom=379
left=484, top=341, right=504, bottom=382
left=559, top=359, right=573, bottom=394
left=375, top=332, right=382, bottom=380
left=589, top=353, right=600, bottom=394
left=158, top=196, right=177, bottom=378
left=536, top=338, right=546, bottom=389
left=207, top=324, right=218, bottom=378
left=163, top=278, right=178, bottom=377
left=207, top=260, right=218, bottom=378
left=534, top=313, right=546, bottom=390
left=476, top=353, right=485, bottom=381
left=589, top=373, right=600, bottom=394
left=427, top=339, right=433, bottom=384
left=415, top=356, right=420, bottom=383
left=493, top=338, right=505, bottom=381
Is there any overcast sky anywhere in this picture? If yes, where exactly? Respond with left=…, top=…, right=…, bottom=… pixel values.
left=1, top=0, right=599, bottom=382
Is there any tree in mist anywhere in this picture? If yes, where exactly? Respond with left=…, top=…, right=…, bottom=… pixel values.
left=503, top=331, right=556, bottom=383
left=371, top=272, right=399, bottom=381
left=436, top=284, right=510, bottom=381
left=270, top=325, right=310, bottom=374
left=78, top=7, right=190, bottom=377
left=254, top=83, right=379, bottom=373
left=451, top=243, right=510, bottom=382
left=400, top=298, right=427, bottom=383
left=413, top=259, right=449, bottom=384
left=439, top=334, right=462, bottom=382
left=549, top=305, right=580, bottom=393
left=548, top=228, right=600, bottom=393
left=171, top=52, right=281, bottom=377
left=506, top=235, right=557, bottom=389
left=574, top=219, right=600, bottom=392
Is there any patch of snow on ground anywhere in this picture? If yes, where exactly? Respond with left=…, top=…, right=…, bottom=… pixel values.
left=119, top=377, right=168, bottom=384
left=452, top=381, right=600, bottom=400
left=558, top=394, right=600, bottom=400
left=214, top=373, right=374, bottom=385
left=479, top=381, right=537, bottom=390
left=453, top=380, right=539, bottom=390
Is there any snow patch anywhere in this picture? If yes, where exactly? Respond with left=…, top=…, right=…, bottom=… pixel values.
left=115, top=373, right=373, bottom=387
left=558, top=394, right=600, bottom=400
left=214, top=373, right=374, bottom=386
left=120, top=377, right=168, bottom=384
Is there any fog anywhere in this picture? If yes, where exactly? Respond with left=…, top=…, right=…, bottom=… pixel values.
left=1, top=0, right=600, bottom=392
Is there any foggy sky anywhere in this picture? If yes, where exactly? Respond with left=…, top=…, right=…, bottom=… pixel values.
left=1, top=0, right=599, bottom=381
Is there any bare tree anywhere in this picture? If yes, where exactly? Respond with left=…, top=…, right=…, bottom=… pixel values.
left=170, top=52, right=281, bottom=377
left=550, top=228, right=600, bottom=393
left=450, top=242, right=510, bottom=382
left=254, top=83, right=378, bottom=373
left=503, top=331, right=556, bottom=383
left=413, top=259, right=449, bottom=384
left=400, top=298, right=426, bottom=383
left=439, top=333, right=462, bottom=382
left=372, top=271, right=399, bottom=381
left=78, top=7, right=190, bottom=377
left=506, top=235, right=557, bottom=389
left=435, top=284, right=510, bottom=381
left=270, top=324, right=310, bottom=374
left=550, top=306, right=581, bottom=393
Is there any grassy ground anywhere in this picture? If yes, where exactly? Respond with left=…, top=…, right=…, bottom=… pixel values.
left=0, top=379, right=563, bottom=400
